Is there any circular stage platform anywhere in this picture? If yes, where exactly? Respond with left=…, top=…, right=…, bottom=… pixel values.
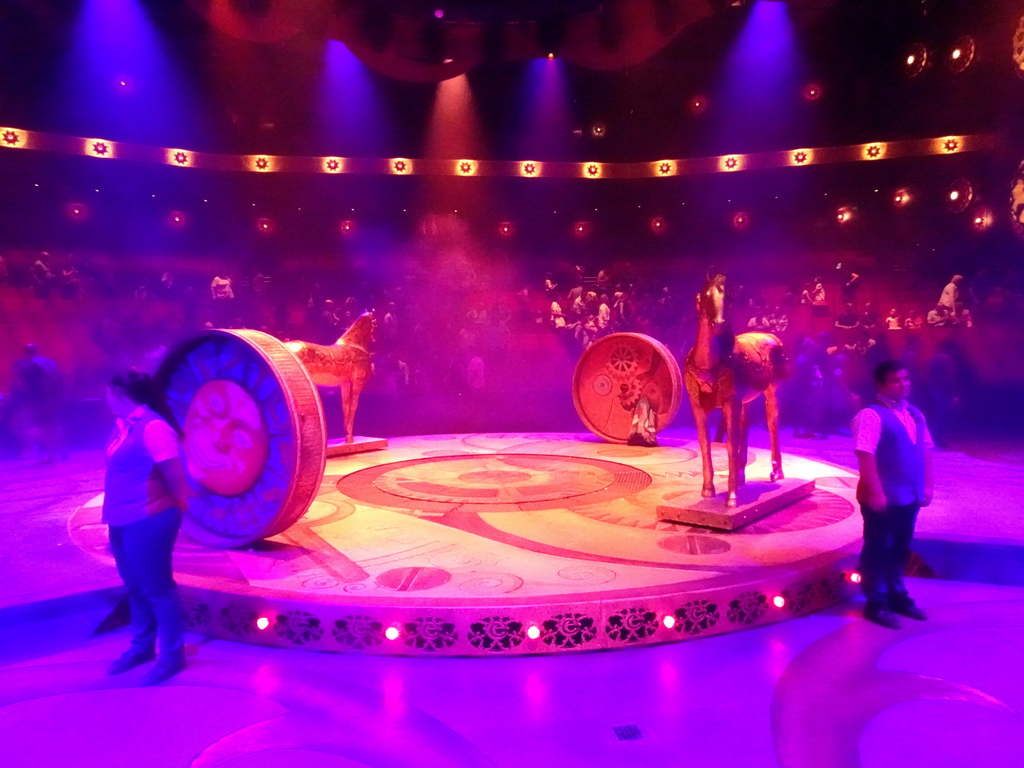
left=70, top=433, right=862, bottom=656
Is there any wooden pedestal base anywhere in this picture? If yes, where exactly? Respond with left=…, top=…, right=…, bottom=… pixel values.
left=658, top=477, right=816, bottom=531
left=325, top=436, right=389, bottom=457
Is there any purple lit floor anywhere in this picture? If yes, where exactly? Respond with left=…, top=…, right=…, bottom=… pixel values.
left=1, top=429, right=1023, bottom=767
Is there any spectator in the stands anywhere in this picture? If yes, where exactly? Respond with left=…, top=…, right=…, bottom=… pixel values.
left=859, top=302, right=880, bottom=332
left=31, top=252, right=54, bottom=298
left=937, top=274, right=963, bottom=317
left=904, top=307, right=925, bottom=332
left=926, top=303, right=950, bottom=327
left=597, top=294, right=611, bottom=333
left=884, top=307, right=902, bottom=331
left=768, top=305, right=789, bottom=334
left=839, top=266, right=861, bottom=304
left=835, top=303, right=860, bottom=330
left=747, top=308, right=771, bottom=332
left=210, top=273, right=234, bottom=300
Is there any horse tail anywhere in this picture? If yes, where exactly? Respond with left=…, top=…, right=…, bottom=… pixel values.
left=770, top=340, right=789, bottom=379
left=335, top=313, right=370, bottom=346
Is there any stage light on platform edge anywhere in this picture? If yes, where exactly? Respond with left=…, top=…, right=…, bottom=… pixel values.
left=527, top=625, right=541, bottom=640
left=662, top=615, right=676, bottom=629
left=772, top=596, right=786, bottom=609
left=256, top=616, right=270, bottom=630
left=385, top=626, right=401, bottom=641
left=849, top=571, right=862, bottom=584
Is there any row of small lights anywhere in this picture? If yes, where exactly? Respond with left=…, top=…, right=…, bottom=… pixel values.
left=250, top=572, right=864, bottom=638
left=0, top=126, right=982, bottom=179
left=62, top=181, right=992, bottom=235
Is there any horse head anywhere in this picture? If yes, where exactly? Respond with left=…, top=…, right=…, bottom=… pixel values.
left=697, top=273, right=726, bottom=329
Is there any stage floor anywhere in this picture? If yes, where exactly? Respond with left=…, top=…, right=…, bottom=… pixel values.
left=69, top=433, right=862, bottom=655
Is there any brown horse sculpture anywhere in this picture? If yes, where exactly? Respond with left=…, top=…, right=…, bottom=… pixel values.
left=684, top=275, right=786, bottom=507
left=286, top=313, right=374, bottom=444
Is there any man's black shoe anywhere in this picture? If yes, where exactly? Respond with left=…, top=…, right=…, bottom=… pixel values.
left=890, top=600, right=927, bottom=621
left=864, top=606, right=901, bottom=629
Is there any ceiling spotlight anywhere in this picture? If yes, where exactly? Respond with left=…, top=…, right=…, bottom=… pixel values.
left=946, top=178, right=973, bottom=213
left=893, top=188, right=911, bottom=207
left=836, top=206, right=854, bottom=224
left=949, top=36, right=976, bottom=73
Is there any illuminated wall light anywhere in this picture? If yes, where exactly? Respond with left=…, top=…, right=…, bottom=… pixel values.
left=591, top=123, right=606, bottom=138
left=322, top=157, right=345, bottom=174
left=256, top=217, right=274, bottom=234
left=84, top=138, right=115, bottom=158
left=972, top=209, right=992, bottom=230
left=66, top=202, right=87, bottom=221
left=572, top=221, right=591, bottom=237
left=390, top=158, right=412, bottom=175
left=519, top=160, right=541, bottom=177
left=905, top=43, right=927, bottom=76
left=802, top=83, right=823, bottom=101
left=947, top=178, right=973, bottom=213
left=836, top=206, right=854, bottom=224
left=527, top=625, right=541, bottom=640
left=649, top=216, right=666, bottom=233
left=1, top=127, right=27, bottom=149
left=498, top=221, right=514, bottom=237
left=772, top=595, right=786, bottom=609
left=862, top=143, right=887, bottom=160
left=849, top=572, right=863, bottom=584
left=455, top=159, right=477, bottom=176
left=166, top=148, right=191, bottom=167
left=949, top=36, right=976, bottom=73
left=653, top=160, right=676, bottom=176
left=385, top=626, right=401, bottom=641
left=937, top=136, right=963, bottom=154
left=733, top=211, right=750, bottom=230
left=688, top=95, right=707, bottom=115
left=339, top=219, right=355, bottom=234
left=790, top=149, right=813, bottom=166
left=547, top=52, right=555, bottom=60
left=581, top=162, right=603, bottom=179
left=893, top=187, right=911, bottom=207
left=250, top=155, right=274, bottom=172
left=662, top=615, right=676, bottom=629
left=255, top=616, right=270, bottom=630
left=719, top=155, right=742, bottom=172
left=168, top=211, right=186, bottom=227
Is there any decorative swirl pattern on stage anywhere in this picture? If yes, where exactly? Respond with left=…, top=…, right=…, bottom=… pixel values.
left=541, top=613, right=598, bottom=649
left=403, top=617, right=459, bottom=651
left=458, top=572, right=524, bottom=595
left=181, top=594, right=212, bottom=629
left=218, top=603, right=260, bottom=637
left=728, top=591, right=769, bottom=625
left=673, top=600, right=721, bottom=635
left=556, top=565, right=617, bottom=585
left=467, top=616, right=526, bottom=653
left=332, top=615, right=385, bottom=649
left=274, top=610, right=324, bottom=646
left=781, top=582, right=816, bottom=615
left=605, top=608, right=659, bottom=643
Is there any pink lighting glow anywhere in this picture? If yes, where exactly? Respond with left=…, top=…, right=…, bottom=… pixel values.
left=662, top=615, right=676, bottom=629
left=256, top=617, right=270, bottom=630
left=527, top=625, right=541, bottom=640
left=849, top=572, right=863, bottom=584
left=772, top=596, right=786, bottom=609
left=385, top=626, right=401, bottom=641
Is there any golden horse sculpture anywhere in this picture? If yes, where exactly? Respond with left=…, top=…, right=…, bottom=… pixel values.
left=684, top=275, right=786, bottom=508
left=286, top=313, right=374, bottom=444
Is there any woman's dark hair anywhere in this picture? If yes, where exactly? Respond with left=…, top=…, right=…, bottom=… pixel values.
left=109, top=370, right=182, bottom=436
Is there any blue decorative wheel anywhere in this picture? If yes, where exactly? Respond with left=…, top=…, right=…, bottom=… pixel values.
left=157, top=329, right=326, bottom=547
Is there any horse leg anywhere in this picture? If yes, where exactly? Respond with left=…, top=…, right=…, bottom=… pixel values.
left=339, top=380, right=354, bottom=443
left=345, top=377, right=365, bottom=443
left=765, top=382, right=784, bottom=482
left=737, top=401, right=749, bottom=487
left=723, top=398, right=739, bottom=508
left=689, top=389, right=715, bottom=497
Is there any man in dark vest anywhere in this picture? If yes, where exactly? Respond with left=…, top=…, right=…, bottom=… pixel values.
left=852, top=360, right=934, bottom=629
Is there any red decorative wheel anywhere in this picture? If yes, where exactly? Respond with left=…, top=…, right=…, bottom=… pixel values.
left=571, top=333, right=683, bottom=444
